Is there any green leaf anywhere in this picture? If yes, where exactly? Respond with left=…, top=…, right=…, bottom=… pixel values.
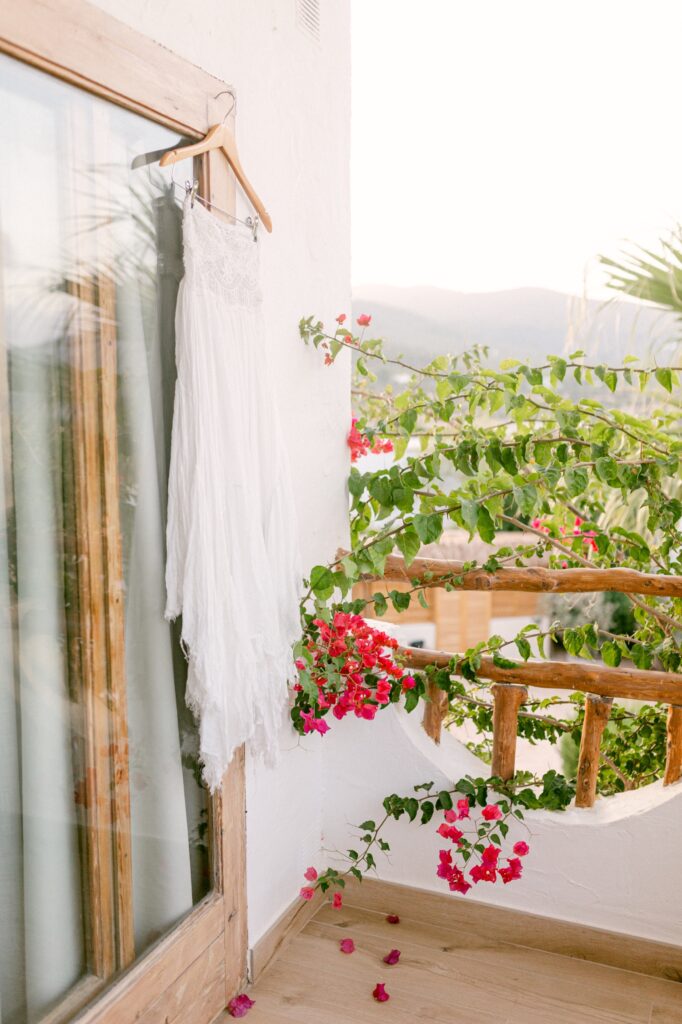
left=437, top=790, right=453, bottom=810
left=405, top=798, right=419, bottom=821
left=399, top=408, right=418, bottom=433
left=515, top=637, right=532, bottom=661
left=631, top=644, right=653, bottom=670
left=655, top=367, right=673, bottom=393
left=359, top=820, right=376, bottom=831
left=372, top=592, right=387, bottom=616
left=395, top=526, right=421, bottom=567
left=414, top=513, right=443, bottom=545
left=565, top=467, right=588, bottom=498
left=460, top=499, right=479, bottom=536
left=513, top=484, right=538, bottom=518
left=368, top=475, right=393, bottom=507
left=601, top=641, right=622, bottom=668
left=477, top=505, right=496, bottom=543
left=310, top=565, right=334, bottom=599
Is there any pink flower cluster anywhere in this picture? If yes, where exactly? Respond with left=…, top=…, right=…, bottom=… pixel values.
left=435, top=802, right=530, bottom=895
left=531, top=515, right=598, bottom=554
left=348, top=418, right=394, bottom=462
left=294, top=612, right=415, bottom=734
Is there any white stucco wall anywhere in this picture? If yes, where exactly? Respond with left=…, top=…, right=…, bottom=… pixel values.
left=89, top=0, right=352, bottom=944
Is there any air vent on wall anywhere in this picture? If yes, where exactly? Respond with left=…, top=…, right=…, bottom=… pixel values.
left=297, top=0, right=320, bottom=40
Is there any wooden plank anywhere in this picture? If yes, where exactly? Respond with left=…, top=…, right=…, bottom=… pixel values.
left=575, top=695, right=613, bottom=808
left=400, top=646, right=682, bottom=705
left=250, top=890, right=324, bottom=982
left=139, top=935, right=226, bottom=1024
left=219, top=745, right=248, bottom=1002
left=663, top=705, right=682, bottom=786
left=0, top=0, right=231, bottom=136
left=93, top=93, right=134, bottom=968
left=363, top=551, right=682, bottom=597
left=74, top=895, right=224, bottom=1024
left=340, top=877, right=682, bottom=982
left=490, top=683, right=527, bottom=780
left=69, top=265, right=115, bottom=977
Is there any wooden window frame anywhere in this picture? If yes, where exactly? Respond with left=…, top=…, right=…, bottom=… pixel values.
left=0, top=3, right=247, bottom=1023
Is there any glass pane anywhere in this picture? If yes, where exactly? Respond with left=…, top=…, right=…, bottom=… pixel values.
left=0, top=53, right=210, bottom=1023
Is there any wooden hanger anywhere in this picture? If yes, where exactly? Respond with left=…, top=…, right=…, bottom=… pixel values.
left=160, top=123, right=272, bottom=233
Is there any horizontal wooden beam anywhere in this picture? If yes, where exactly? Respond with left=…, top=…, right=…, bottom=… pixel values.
left=400, top=646, right=682, bottom=704
left=361, top=552, right=682, bottom=598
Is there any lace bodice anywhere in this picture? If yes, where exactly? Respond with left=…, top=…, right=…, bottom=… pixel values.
left=182, top=198, right=262, bottom=309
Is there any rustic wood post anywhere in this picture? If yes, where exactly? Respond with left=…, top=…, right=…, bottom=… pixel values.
left=575, top=694, right=613, bottom=808
left=490, top=684, right=528, bottom=780
left=664, top=705, right=682, bottom=786
left=422, top=681, right=448, bottom=744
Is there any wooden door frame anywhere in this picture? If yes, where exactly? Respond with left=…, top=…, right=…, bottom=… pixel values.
left=0, top=2, right=247, bottom=1021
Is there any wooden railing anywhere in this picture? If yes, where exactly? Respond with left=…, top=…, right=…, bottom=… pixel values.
left=360, top=554, right=682, bottom=807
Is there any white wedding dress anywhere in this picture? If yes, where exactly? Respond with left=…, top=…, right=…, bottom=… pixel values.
left=165, top=198, right=302, bottom=791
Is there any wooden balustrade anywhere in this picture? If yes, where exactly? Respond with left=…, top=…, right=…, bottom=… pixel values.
left=399, top=645, right=682, bottom=807
left=354, top=547, right=682, bottom=805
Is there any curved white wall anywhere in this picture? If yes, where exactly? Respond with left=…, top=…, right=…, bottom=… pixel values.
left=322, top=706, right=682, bottom=944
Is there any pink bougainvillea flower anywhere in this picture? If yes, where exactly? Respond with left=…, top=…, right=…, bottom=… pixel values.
left=357, top=313, right=372, bottom=327
left=227, top=994, right=255, bottom=1018
left=373, top=983, right=390, bottom=1002
left=386, top=914, right=400, bottom=924
left=456, top=798, right=470, bottom=818
left=336, top=313, right=347, bottom=324
left=481, top=845, right=500, bottom=868
left=499, top=857, right=524, bottom=884
left=300, top=710, right=330, bottom=736
left=371, top=438, right=394, bottom=456
left=383, top=948, right=401, bottom=965
left=339, top=938, right=355, bottom=954
left=481, top=804, right=503, bottom=821
left=401, top=674, right=416, bottom=691
left=348, top=417, right=370, bottom=462
left=332, top=892, right=343, bottom=909
left=513, top=841, right=529, bottom=857
left=470, top=863, right=497, bottom=884
left=436, top=822, right=463, bottom=843
left=304, top=866, right=318, bottom=881
left=299, top=886, right=315, bottom=901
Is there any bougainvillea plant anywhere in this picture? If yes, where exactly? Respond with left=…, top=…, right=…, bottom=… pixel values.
left=293, top=299, right=681, bottom=906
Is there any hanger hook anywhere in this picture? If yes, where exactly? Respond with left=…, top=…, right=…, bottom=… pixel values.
left=214, top=89, right=236, bottom=124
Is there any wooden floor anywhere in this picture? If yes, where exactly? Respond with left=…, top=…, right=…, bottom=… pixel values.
left=217, top=898, right=682, bottom=1024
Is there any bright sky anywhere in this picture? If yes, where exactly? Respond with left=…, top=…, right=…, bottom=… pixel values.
left=352, top=0, right=682, bottom=297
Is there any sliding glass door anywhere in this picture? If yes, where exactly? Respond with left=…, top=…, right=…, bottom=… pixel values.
left=0, top=52, right=210, bottom=1023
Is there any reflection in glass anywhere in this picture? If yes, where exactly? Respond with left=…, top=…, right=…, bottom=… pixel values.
left=0, top=53, right=209, bottom=1023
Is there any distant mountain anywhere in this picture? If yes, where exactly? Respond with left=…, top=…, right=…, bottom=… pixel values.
left=351, top=285, right=679, bottom=369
